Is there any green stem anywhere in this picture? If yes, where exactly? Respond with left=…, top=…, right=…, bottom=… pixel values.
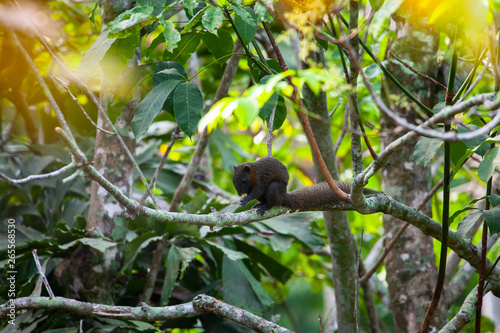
left=224, top=7, right=271, bottom=75
left=421, top=23, right=458, bottom=333
left=452, top=48, right=487, bottom=104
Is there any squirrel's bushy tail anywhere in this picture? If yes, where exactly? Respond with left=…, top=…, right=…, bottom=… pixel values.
left=283, top=182, right=376, bottom=210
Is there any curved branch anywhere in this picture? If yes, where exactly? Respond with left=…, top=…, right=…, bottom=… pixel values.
left=0, top=161, right=76, bottom=185
left=0, top=295, right=294, bottom=333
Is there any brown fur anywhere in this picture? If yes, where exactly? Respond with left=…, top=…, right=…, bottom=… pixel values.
left=233, top=157, right=376, bottom=214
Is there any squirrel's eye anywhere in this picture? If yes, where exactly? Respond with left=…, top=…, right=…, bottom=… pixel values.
left=242, top=178, right=247, bottom=184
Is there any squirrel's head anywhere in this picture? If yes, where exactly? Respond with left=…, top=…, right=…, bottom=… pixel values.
left=232, top=164, right=254, bottom=197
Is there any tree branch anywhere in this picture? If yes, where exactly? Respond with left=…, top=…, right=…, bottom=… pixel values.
left=0, top=295, right=294, bottom=333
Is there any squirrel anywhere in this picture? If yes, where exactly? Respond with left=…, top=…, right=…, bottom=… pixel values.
left=232, top=157, right=376, bottom=214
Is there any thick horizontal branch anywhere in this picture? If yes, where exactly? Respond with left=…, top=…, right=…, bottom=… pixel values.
left=55, top=126, right=500, bottom=295
left=0, top=296, right=197, bottom=322
left=0, top=295, right=294, bottom=333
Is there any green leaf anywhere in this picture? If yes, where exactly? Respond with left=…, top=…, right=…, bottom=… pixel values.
left=458, top=125, right=489, bottom=156
left=449, top=207, right=479, bottom=225
left=490, top=194, right=500, bottom=207
left=483, top=206, right=500, bottom=234
left=59, top=238, right=117, bottom=253
left=260, top=214, right=325, bottom=252
left=202, top=29, right=234, bottom=66
left=234, top=97, right=259, bottom=126
left=176, top=246, right=201, bottom=279
left=202, top=7, right=224, bottom=35
left=184, top=0, right=199, bottom=16
left=457, top=212, right=482, bottom=237
left=371, top=0, right=403, bottom=37
left=222, top=256, right=271, bottom=315
left=160, top=245, right=181, bottom=305
left=121, top=232, right=162, bottom=273
left=137, top=0, right=168, bottom=16
left=78, top=30, right=115, bottom=82
left=132, top=80, right=180, bottom=137
left=259, top=92, right=278, bottom=123
left=159, top=17, right=182, bottom=53
left=164, top=31, right=203, bottom=65
left=413, top=136, right=442, bottom=167
left=182, top=7, right=207, bottom=33
left=235, top=239, right=292, bottom=284
left=254, top=2, right=274, bottom=23
left=207, top=240, right=248, bottom=260
left=146, top=33, right=165, bottom=57
left=100, top=34, right=140, bottom=83
left=173, top=82, right=204, bottom=137
left=232, top=6, right=257, bottom=45
left=449, top=141, right=468, bottom=166
left=478, top=146, right=500, bottom=183
left=153, top=62, right=187, bottom=86
left=107, top=5, right=155, bottom=37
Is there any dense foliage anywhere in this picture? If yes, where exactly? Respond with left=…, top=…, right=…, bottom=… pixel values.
left=1, top=0, right=500, bottom=332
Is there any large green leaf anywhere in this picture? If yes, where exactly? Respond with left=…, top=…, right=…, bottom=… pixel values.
left=483, top=206, right=500, bottom=234
left=132, top=80, right=180, bottom=137
left=121, top=232, right=162, bottom=273
left=232, top=6, right=257, bottom=45
left=202, top=7, right=224, bottom=35
left=164, top=31, right=203, bottom=66
left=234, top=239, right=292, bottom=284
left=173, top=82, right=204, bottom=137
left=457, top=212, right=482, bottom=237
left=458, top=124, right=489, bottom=156
left=234, top=97, right=259, bottom=126
left=413, top=136, right=442, bottom=167
left=202, top=29, right=234, bottom=66
left=222, top=256, right=272, bottom=315
left=153, top=62, right=187, bottom=86
left=160, top=245, right=181, bottom=306
left=478, top=146, right=500, bottom=183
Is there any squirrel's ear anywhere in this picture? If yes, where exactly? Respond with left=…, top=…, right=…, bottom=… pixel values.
left=243, top=165, right=251, bottom=172
left=233, top=165, right=237, bottom=170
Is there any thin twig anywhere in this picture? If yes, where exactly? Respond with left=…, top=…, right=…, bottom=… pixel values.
left=457, top=59, right=490, bottom=104
left=329, top=101, right=341, bottom=118
left=267, top=104, right=277, bottom=157
left=390, top=52, right=447, bottom=90
left=262, top=21, right=350, bottom=202
left=32, top=250, right=55, bottom=298
left=139, top=126, right=182, bottom=205
left=0, top=161, right=76, bottom=185
left=52, top=77, right=114, bottom=135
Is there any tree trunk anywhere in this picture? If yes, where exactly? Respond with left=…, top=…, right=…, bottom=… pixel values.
left=381, top=22, right=445, bottom=332
left=55, top=0, right=139, bottom=303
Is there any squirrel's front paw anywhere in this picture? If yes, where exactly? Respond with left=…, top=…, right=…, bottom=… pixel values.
left=239, top=198, right=249, bottom=206
left=255, top=205, right=268, bottom=215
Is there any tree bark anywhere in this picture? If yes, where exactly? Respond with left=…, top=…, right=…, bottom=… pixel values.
left=303, top=49, right=358, bottom=333
left=55, top=0, right=139, bottom=303
left=381, top=22, right=445, bottom=332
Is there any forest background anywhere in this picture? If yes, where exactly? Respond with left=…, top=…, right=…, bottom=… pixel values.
left=1, top=0, right=500, bottom=332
